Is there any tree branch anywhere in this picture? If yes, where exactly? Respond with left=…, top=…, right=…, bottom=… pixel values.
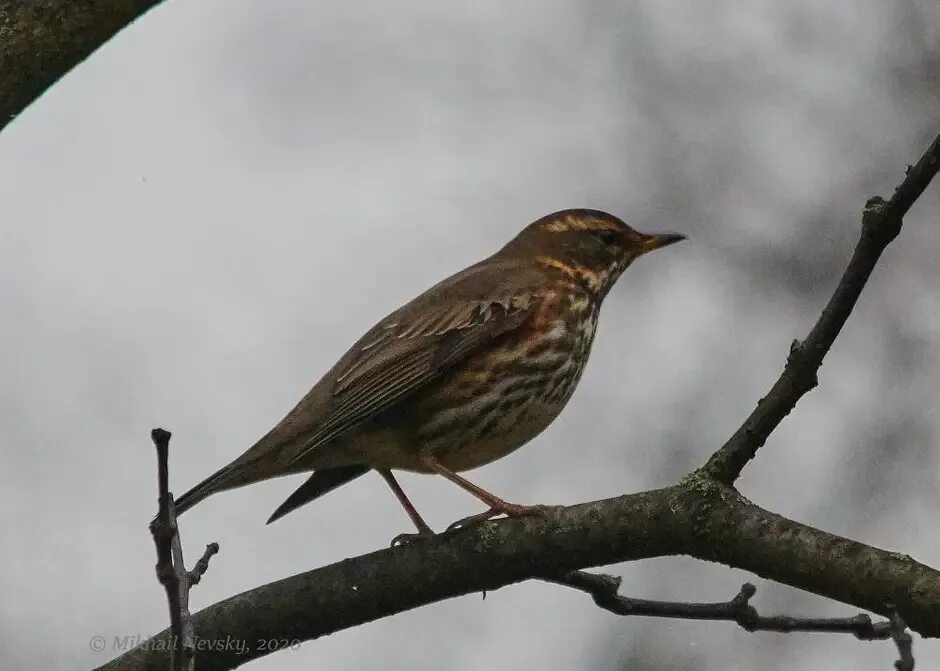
left=0, top=0, right=165, bottom=134
left=547, top=571, right=895, bottom=639
left=148, top=428, right=219, bottom=671
left=701, top=130, right=940, bottom=484
left=96, top=482, right=940, bottom=671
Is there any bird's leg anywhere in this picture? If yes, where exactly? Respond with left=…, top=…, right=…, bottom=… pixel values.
left=379, top=469, right=436, bottom=546
left=420, top=455, right=546, bottom=529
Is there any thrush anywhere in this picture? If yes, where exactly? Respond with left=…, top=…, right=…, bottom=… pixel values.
left=174, top=209, right=684, bottom=540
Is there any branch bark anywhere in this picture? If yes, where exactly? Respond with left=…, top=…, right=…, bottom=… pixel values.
left=701, top=131, right=940, bottom=484
left=94, top=131, right=938, bottom=671
left=0, top=0, right=164, bottom=134
left=97, top=482, right=940, bottom=671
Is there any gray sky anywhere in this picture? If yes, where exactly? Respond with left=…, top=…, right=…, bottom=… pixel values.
left=1, top=1, right=938, bottom=669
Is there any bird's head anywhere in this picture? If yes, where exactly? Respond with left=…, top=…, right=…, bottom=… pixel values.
left=502, top=209, right=685, bottom=296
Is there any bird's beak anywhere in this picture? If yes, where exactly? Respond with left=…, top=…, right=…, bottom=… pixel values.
left=640, top=232, right=687, bottom=252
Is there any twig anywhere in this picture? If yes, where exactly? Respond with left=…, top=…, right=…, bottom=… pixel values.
left=701, top=131, right=940, bottom=484
left=545, top=571, right=894, bottom=639
left=189, top=543, right=221, bottom=587
left=148, top=428, right=220, bottom=671
left=149, top=428, right=184, bottom=666
left=890, top=612, right=915, bottom=671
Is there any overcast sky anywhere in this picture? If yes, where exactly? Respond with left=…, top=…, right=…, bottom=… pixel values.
left=1, top=2, right=938, bottom=669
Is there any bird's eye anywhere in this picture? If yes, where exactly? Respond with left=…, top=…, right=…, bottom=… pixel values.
left=596, top=230, right=619, bottom=246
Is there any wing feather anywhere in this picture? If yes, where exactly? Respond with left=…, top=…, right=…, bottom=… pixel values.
left=286, top=292, right=537, bottom=465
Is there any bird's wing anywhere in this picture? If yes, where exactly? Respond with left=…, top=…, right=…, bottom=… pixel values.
left=283, top=264, right=543, bottom=466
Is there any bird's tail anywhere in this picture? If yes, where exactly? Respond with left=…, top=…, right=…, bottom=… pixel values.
left=267, top=465, right=370, bottom=524
left=174, top=462, right=254, bottom=516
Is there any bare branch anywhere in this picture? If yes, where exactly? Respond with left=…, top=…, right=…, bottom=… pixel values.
left=547, top=571, right=894, bottom=639
left=96, top=482, right=940, bottom=671
left=148, top=428, right=185, bottom=669
left=701, top=131, right=940, bottom=484
left=148, top=428, right=220, bottom=671
left=0, top=1, right=166, bottom=134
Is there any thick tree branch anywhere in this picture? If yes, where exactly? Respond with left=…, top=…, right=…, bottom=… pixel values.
left=96, top=482, right=940, bottom=671
left=548, top=571, right=895, bottom=639
left=701, top=130, right=940, bottom=484
left=0, top=1, right=164, bottom=134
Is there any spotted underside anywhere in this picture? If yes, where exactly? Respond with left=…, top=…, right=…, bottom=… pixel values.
left=346, top=281, right=602, bottom=473
left=414, top=290, right=598, bottom=470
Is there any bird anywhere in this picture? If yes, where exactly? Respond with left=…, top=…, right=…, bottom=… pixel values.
left=173, top=209, right=684, bottom=541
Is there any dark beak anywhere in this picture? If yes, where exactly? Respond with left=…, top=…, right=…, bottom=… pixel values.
left=641, top=232, right=687, bottom=252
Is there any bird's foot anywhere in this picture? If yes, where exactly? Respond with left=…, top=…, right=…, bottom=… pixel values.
left=497, top=501, right=551, bottom=518
left=445, top=503, right=551, bottom=533
left=445, top=508, right=500, bottom=533
left=390, top=525, right=436, bottom=548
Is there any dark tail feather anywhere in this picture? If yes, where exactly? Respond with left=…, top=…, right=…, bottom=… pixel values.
left=174, top=464, right=240, bottom=516
left=267, top=465, right=370, bottom=524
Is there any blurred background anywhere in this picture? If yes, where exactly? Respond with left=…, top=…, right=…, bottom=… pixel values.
left=1, top=1, right=938, bottom=669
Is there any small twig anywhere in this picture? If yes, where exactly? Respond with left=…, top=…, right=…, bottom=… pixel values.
left=701, top=131, right=940, bottom=484
left=149, top=428, right=185, bottom=667
left=890, top=612, right=915, bottom=671
left=148, top=428, right=219, bottom=671
left=546, top=570, right=895, bottom=640
left=188, top=543, right=220, bottom=587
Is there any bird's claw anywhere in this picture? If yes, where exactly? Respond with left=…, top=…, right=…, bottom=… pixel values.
left=390, top=528, right=435, bottom=547
left=499, top=502, right=552, bottom=518
left=445, top=503, right=553, bottom=533
left=445, top=508, right=499, bottom=533
left=393, top=503, right=556, bottom=542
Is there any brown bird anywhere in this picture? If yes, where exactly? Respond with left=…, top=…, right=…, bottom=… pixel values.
left=174, top=209, right=683, bottom=540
